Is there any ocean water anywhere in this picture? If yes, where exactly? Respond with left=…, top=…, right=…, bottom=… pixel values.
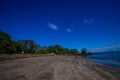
left=88, top=52, right=120, bottom=67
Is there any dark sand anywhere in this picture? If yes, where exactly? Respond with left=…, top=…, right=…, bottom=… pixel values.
left=0, top=56, right=120, bottom=80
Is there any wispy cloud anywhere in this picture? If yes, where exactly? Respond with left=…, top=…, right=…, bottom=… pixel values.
left=48, top=22, right=58, bottom=30
left=89, top=44, right=120, bottom=52
left=66, top=28, right=71, bottom=32
left=83, top=18, right=94, bottom=24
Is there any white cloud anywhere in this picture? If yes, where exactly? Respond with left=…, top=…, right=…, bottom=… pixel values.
left=83, top=18, right=94, bottom=24
left=89, top=44, right=120, bottom=52
left=48, top=22, right=58, bottom=30
left=83, top=19, right=88, bottom=23
left=66, top=28, right=71, bottom=32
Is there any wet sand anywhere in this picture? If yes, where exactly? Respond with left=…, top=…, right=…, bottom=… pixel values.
left=0, top=56, right=120, bottom=80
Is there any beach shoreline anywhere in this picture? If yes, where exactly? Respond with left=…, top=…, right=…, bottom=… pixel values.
left=0, top=55, right=120, bottom=80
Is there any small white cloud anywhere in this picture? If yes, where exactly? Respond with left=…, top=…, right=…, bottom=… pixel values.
left=66, top=28, right=71, bottom=32
left=83, top=19, right=88, bottom=23
left=83, top=18, right=94, bottom=24
left=48, top=22, right=58, bottom=30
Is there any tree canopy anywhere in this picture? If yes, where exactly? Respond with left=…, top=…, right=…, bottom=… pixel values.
left=0, top=30, right=80, bottom=55
left=81, top=48, right=88, bottom=55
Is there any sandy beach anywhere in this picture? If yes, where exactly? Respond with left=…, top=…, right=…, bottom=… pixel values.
left=0, top=56, right=120, bottom=80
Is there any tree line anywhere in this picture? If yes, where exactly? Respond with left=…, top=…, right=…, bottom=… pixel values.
left=0, top=30, right=82, bottom=55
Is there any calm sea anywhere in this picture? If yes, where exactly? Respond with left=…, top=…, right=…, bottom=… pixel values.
left=88, top=52, right=120, bottom=67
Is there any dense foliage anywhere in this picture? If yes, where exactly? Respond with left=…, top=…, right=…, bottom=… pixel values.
left=81, top=48, right=88, bottom=55
left=0, top=30, right=80, bottom=55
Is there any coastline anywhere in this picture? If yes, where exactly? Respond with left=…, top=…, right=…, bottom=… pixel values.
left=87, top=52, right=120, bottom=67
left=0, top=55, right=120, bottom=80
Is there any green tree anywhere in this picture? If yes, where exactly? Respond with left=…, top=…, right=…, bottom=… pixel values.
left=70, top=49, right=78, bottom=55
left=47, top=46, right=54, bottom=53
left=0, top=30, right=80, bottom=55
left=63, top=48, right=70, bottom=54
left=39, top=46, right=48, bottom=54
left=0, top=30, right=14, bottom=54
left=17, top=40, right=36, bottom=53
left=81, top=48, right=87, bottom=55
left=54, top=45, right=63, bottom=54
left=33, top=44, right=41, bottom=53
left=47, top=45, right=70, bottom=54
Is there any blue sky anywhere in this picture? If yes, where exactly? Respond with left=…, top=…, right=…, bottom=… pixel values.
left=0, top=0, right=120, bottom=51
